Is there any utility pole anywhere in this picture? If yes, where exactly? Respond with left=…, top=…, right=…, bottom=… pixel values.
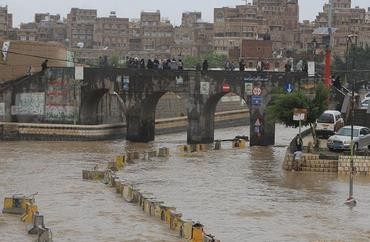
left=324, top=0, right=334, bottom=87
left=345, top=34, right=358, bottom=207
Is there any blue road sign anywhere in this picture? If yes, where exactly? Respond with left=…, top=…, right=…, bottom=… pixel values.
left=284, top=82, right=294, bottom=93
left=252, top=96, right=263, bottom=107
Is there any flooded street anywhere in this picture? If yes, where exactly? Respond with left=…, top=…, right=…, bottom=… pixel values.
left=1, top=124, right=370, bottom=241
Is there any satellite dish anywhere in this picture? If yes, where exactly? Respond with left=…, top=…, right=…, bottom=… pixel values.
left=77, top=42, right=84, bottom=48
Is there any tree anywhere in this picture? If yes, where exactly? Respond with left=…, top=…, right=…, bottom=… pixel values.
left=333, top=44, right=370, bottom=88
left=183, top=51, right=227, bottom=69
left=267, top=83, right=330, bottom=146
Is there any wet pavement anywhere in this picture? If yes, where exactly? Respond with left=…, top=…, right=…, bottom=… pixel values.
left=1, top=124, right=370, bottom=241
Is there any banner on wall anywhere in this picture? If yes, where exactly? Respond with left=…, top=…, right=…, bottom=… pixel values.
left=307, top=61, right=315, bottom=77
left=1, top=41, right=10, bottom=61
left=75, top=66, right=84, bottom=80
left=200, top=82, right=209, bottom=95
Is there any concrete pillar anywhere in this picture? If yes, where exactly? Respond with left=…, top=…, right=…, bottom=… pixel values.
left=126, top=110, right=155, bottom=142
left=187, top=107, right=215, bottom=144
left=250, top=110, right=275, bottom=146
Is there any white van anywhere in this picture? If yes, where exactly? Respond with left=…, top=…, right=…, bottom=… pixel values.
left=315, top=110, right=344, bottom=138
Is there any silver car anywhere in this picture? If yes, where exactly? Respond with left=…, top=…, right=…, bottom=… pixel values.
left=327, top=126, right=370, bottom=151
left=361, top=97, right=370, bottom=109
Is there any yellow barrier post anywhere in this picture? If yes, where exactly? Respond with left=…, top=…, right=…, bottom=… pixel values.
left=21, top=201, right=38, bottom=223
left=3, top=195, right=32, bottom=215
left=115, top=155, right=126, bottom=170
left=179, top=220, right=193, bottom=240
left=169, top=210, right=183, bottom=232
left=191, top=223, right=204, bottom=242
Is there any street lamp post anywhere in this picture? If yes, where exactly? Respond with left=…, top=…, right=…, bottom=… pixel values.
left=346, top=34, right=358, bottom=206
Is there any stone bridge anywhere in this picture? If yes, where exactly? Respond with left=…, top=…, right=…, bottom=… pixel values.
left=0, top=67, right=316, bottom=145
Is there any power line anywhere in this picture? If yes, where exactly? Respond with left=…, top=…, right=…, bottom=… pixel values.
left=2, top=50, right=75, bottom=63
left=1, top=50, right=100, bottom=67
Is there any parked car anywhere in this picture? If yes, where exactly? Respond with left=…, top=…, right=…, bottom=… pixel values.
left=327, top=126, right=370, bottom=151
left=315, top=110, right=344, bottom=138
left=360, top=97, right=370, bottom=109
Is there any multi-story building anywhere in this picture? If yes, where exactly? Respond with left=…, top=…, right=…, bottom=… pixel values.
left=128, top=19, right=142, bottom=51
left=314, top=0, right=366, bottom=57
left=94, top=11, right=129, bottom=50
left=67, top=8, right=97, bottom=48
left=35, top=13, right=67, bottom=43
left=181, top=12, right=202, bottom=27
left=140, top=11, right=174, bottom=52
left=7, top=13, right=12, bottom=29
left=171, top=12, right=213, bottom=57
left=18, top=23, right=38, bottom=41
left=298, top=20, right=315, bottom=50
left=35, top=13, right=61, bottom=23
left=253, top=0, right=299, bottom=50
left=17, top=13, right=67, bottom=43
left=359, top=8, right=370, bottom=46
left=0, top=6, right=12, bottom=37
left=213, top=4, right=269, bottom=55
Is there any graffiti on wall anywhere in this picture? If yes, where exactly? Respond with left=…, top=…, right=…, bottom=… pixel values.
left=46, top=105, right=74, bottom=121
left=0, top=102, right=4, bottom=116
left=45, top=78, right=75, bottom=121
left=12, top=92, right=45, bottom=115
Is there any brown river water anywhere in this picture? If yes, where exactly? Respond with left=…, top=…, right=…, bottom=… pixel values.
left=1, top=124, right=370, bottom=242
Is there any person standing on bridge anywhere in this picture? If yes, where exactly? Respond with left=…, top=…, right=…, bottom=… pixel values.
left=41, top=59, right=48, bottom=71
left=239, top=59, right=245, bottom=71
left=202, top=60, right=208, bottom=71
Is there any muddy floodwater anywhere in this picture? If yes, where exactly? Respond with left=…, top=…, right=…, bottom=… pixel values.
left=1, top=124, right=370, bottom=242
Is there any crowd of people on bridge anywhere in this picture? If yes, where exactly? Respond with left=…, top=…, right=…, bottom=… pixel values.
left=126, top=57, right=184, bottom=70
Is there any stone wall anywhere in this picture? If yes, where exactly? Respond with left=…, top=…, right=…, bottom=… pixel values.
left=283, top=152, right=370, bottom=176
left=283, top=153, right=339, bottom=173
left=338, top=155, right=370, bottom=175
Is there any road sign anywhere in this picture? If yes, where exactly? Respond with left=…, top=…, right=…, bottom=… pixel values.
left=222, top=83, right=231, bottom=93
left=252, top=87, right=262, bottom=96
left=251, top=96, right=262, bottom=107
left=123, top=76, right=129, bottom=91
left=255, top=118, right=261, bottom=126
left=75, top=66, right=84, bottom=80
left=284, top=82, right=294, bottom=93
left=308, top=61, right=315, bottom=77
left=200, top=82, right=210, bottom=95
left=293, top=108, right=307, bottom=121
left=245, top=83, right=253, bottom=95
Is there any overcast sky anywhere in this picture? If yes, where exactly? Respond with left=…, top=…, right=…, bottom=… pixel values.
left=1, top=0, right=369, bottom=27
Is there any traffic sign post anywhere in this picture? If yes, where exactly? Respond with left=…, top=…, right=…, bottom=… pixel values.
left=244, top=83, right=253, bottom=96
left=251, top=96, right=263, bottom=107
left=293, top=108, right=307, bottom=141
left=222, top=83, right=231, bottom=93
left=284, top=82, right=294, bottom=93
left=252, top=87, right=262, bottom=96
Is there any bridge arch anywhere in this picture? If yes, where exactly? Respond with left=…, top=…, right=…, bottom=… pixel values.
left=187, top=91, right=249, bottom=144
left=80, top=88, right=109, bottom=124
left=126, top=90, right=188, bottom=142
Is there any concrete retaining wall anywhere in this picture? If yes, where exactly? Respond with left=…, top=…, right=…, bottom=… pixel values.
left=0, top=109, right=249, bottom=141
